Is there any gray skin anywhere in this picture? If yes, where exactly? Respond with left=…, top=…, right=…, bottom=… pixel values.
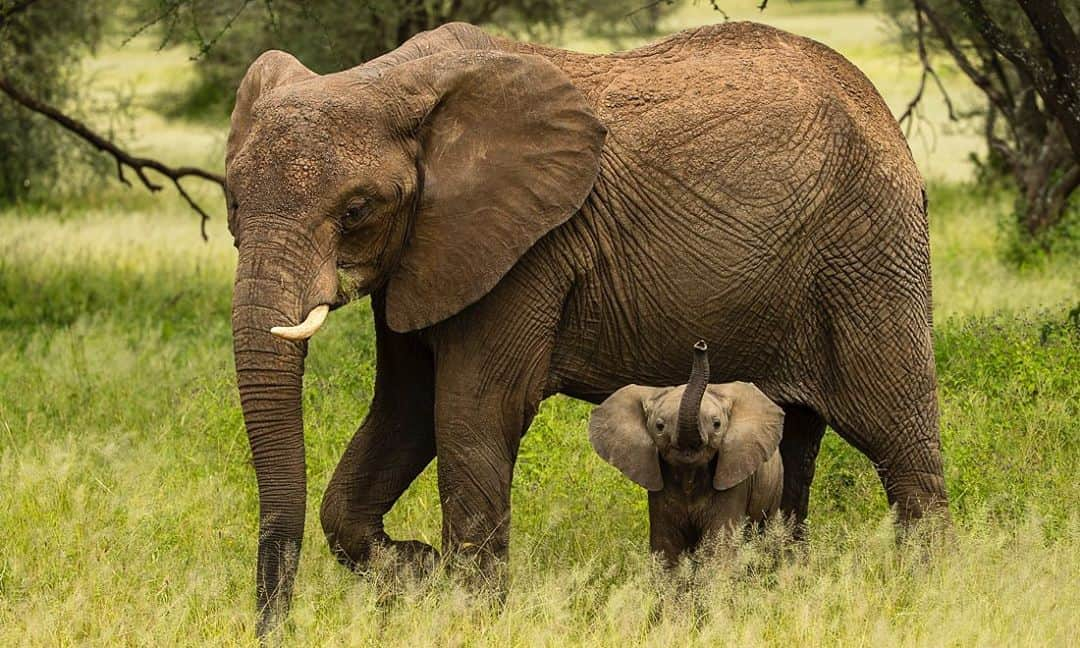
left=589, top=343, right=784, bottom=565
left=225, top=21, right=947, bottom=634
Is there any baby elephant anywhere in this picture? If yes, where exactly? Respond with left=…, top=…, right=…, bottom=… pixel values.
left=589, top=341, right=785, bottom=564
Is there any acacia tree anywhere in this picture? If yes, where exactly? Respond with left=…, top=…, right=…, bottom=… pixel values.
left=890, top=0, right=1080, bottom=245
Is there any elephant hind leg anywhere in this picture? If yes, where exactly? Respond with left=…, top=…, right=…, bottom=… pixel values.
left=778, top=404, right=827, bottom=538
left=841, top=384, right=948, bottom=522
left=819, top=305, right=948, bottom=523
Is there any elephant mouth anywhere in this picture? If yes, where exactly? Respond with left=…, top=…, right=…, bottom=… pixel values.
left=666, top=447, right=715, bottom=466
left=334, top=265, right=382, bottom=307
left=328, top=294, right=349, bottom=311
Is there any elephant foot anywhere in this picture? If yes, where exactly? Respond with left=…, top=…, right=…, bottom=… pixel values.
left=440, top=546, right=510, bottom=595
left=330, top=530, right=440, bottom=576
left=381, top=538, right=441, bottom=574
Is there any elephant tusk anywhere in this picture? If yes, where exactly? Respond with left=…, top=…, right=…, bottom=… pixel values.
left=270, top=304, right=330, bottom=341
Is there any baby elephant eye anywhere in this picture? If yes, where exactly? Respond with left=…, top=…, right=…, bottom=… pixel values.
left=712, top=419, right=722, bottom=429
left=655, top=420, right=665, bottom=432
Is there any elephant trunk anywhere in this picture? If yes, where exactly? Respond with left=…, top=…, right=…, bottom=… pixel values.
left=231, top=244, right=312, bottom=637
left=676, top=340, right=710, bottom=449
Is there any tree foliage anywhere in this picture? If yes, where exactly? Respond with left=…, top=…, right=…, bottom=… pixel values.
left=0, top=0, right=666, bottom=217
left=887, top=0, right=1080, bottom=249
left=135, top=0, right=672, bottom=119
left=0, top=0, right=105, bottom=203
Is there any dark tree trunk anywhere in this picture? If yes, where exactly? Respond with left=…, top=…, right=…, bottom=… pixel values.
left=910, top=0, right=1080, bottom=241
left=1016, top=0, right=1080, bottom=159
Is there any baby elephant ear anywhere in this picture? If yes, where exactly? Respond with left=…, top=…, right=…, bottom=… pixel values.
left=588, top=385, right=663, bottom=491
left=708, top=382, right=785, bottom=491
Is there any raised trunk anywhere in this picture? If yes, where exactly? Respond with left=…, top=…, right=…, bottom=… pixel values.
left=676, top=340, right=710, bottom=449
left=231, top=246, right=310, bottom=637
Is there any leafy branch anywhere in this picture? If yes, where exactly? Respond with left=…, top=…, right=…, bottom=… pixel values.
left=0, top=75, right=226, bottom=239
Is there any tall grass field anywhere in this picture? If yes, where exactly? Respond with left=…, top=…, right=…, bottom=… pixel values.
left=1, top=2, right=1078, bottom=645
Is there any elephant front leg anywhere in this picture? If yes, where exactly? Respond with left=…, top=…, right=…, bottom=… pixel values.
left=647, top=496, right=694, bottom=567
left=320, top=296, right=438, bottom=571
left=320, top=403, right=438, bottom=570
left=433, top=391, right=529, bottom=575
left=430, top=336, right=552, bottom=578
left=422, top=259, right=565, bottom=577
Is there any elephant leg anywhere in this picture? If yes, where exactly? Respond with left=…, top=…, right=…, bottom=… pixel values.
left=778, top=404, right=826, bottom=538
left=835, top=384, right=947, bottom=524
left=429, top=329, right=553, bottom=574
left=433, top=397, right=525, bottom=570
left=820, top=301, right=948, bottom=524
left=320, top=296, right=437, bottom=569
left=432, top=376, right=541, bottom=571
left=647, top=498, right=694, bottom=567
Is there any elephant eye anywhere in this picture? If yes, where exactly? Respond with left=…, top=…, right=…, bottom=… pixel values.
left=342, top=199, right=370, bottom=230
left=712, top=419, right=722, bottom=429
left=655, top=420, right=665, bottom=432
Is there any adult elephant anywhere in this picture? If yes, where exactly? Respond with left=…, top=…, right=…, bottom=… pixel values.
left=226, top=21, right=947, bottom=634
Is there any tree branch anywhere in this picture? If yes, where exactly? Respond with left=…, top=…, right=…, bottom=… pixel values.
left=958, top=0, right=1048, bottom=85
left=1019, top=0, right=1080, bottom=79
left=959, top=0, right=1080, bottom=162
left=1016, top=0, right=1080, bottom=159
left=984, top=104, right=1021, bottom=178
left=899, top=4, right=958, bottom=130
left=707, top=1, right=729, bottom=21
left=122, top=0, right=183, bottom=49
left=915, top=1, right=1011, bottom=116
left=190, top=0, right=253, bottom=60
left=625, top=0, right=670, bottom=21
left=0, top=75, right=226, bottom=240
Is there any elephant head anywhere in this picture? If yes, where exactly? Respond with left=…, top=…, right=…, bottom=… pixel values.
left=224, top=25, right=605, bottom=634
left=588, top=341, right=784, bottom=491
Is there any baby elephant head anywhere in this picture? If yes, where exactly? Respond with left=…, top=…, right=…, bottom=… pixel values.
left=588, top=341, right=784, bottom=491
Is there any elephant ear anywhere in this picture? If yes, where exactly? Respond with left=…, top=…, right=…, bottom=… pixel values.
left=361, top=22, right=495, bottom=71
left=708, top=382, right=785, bottom=491
left=380, top=49, right=606, bottom=333
left=588, top=385, right=664, bottom=492
left=226, top=50, right=316, bottom=168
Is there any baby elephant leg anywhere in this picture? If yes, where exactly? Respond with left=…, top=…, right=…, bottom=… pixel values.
left=647, top=494, right=697, bottom=566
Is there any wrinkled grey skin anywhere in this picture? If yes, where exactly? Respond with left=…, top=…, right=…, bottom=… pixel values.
left=225, top=21, right=947, bottom=634
left=589, top=344, right=784, bottom=564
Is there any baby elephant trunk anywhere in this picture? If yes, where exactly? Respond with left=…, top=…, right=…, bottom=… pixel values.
left=676, top=340, right=710, bottom=449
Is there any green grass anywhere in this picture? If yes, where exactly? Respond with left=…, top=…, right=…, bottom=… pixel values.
left=2, top=3, right=1079, bottom=646
left=1, top=193, right=1077, bottom=645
